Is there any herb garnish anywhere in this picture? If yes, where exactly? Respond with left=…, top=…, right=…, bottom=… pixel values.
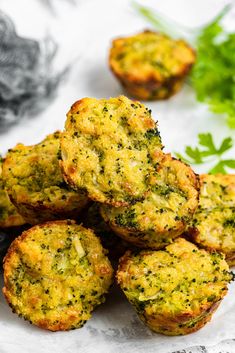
left=175, top=133, right=235, bottom=174
left=191, top=6, right=235, bottom=128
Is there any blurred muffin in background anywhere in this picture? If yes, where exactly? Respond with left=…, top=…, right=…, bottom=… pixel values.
left=109, top=30, right=195, bottom=100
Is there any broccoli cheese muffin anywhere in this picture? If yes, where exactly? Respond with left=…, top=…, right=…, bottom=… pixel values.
left=80, top=203, right=130, bottom=260
left=101, top=154, right=199, bottom=249
left=197, top=174, right=235, bottom=209
left=109, top=31, right=195, bottom=100
left=187, top=174, right=235, bottom=267
left=60, top=95, right=163, bottom=206
left=117, top=238, right=232, bottom=336
left=2, top=132, right=89, bottom=225
left=0, top=157, right=25, bottom=228
left=3, top=220, right=113, bottom=331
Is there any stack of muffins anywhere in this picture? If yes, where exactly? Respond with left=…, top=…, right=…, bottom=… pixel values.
left=0, top=95, right=233, bottom=335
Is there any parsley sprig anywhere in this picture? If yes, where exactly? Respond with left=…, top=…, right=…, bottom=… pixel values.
left=133, top=2, right=235, bottom=128
left=175, top=133, right=235, bottom=174
left=191, top=5, right=235, bottom=128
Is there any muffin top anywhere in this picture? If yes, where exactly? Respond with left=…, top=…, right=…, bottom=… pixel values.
left=2, top=131, right=88, bottom=224
left=3, top=220, right=113, bottom=331
left=101, top=154, right=199, bottom=248
left=189, top=174, right=235, bottom=262
left=110, top=31, right=195, bottom=83
left=60, top=95, right=162, bottom=206
left=192, top=207, right=235, bottom=255
left=117, top=238, right=232, bottom=317
left=199, top=174, right=235, bottom=209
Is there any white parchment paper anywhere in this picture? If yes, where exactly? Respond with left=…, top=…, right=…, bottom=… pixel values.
left=1, top=279, right=235, bottom=353
left=0, top=0, right=234, bottom=352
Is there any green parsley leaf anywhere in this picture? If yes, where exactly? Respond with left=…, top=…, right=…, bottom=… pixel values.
left=175, top=133, right=235, bottom=174
left=217, top=137, right=233, bottom=154
left=209, top=161, right=227, bottom=174
left=222, top=159, right=235, bottom=168
left=185, top=146, right=204, bottom=163
left=198, top=133, right=217, bottom=154
left=191, top=6, right=235, bottom=128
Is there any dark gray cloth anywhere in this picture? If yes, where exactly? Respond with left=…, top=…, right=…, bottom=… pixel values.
left=0, top=10, right=65, bottom=132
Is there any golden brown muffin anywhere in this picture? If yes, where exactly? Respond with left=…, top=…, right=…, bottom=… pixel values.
left=198, top=174, right=235, bottom=209
left=117, top=238, right=232, bottom=336
left=109, top=30, right=195, bottom=100
left=80, top=203, right=131, bottom=260
left=2, top=131, right=89, bottom=225
left=60, top=95, right=162, bottom=206
left=0, top=157, right=25, bottom=228
left=101, top=154, right=199, bottom=249
left=3, top=220, right=113, bottom=331
left=187, top=174, right=235, bottom=267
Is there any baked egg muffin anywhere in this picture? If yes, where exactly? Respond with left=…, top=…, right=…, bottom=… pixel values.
left=80, top=203, right=130, bottom=260
left=3, top=220, right=113, bottom=331
left=2, top=131, right=89, bottom=224
left=101, top=154, right=199, bottom=249
left=0, top=157, right=25, bottom=228
left=187, top=174, right=235, bottom=267
left=60, top=95, right=162, bottom=206
left=109, top=30, right=195, bottom=100
left=117, top=238, right=232, bottom=336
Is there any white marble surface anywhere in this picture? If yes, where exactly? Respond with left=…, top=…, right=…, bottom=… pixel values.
left=0, top=0, right=235, bottom=352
